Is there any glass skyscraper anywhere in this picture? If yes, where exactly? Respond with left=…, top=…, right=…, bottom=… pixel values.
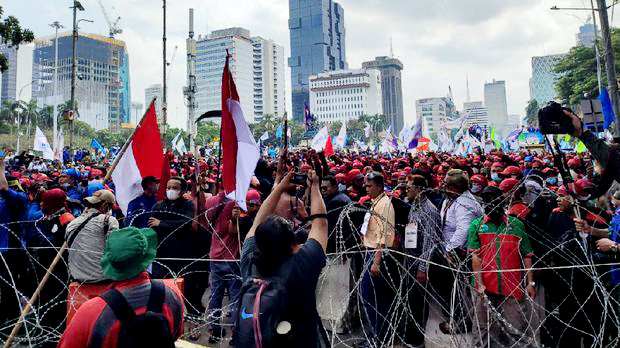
left=529, top=54, right=566, bottom=107
left=289, top=0, right=347, bottom=122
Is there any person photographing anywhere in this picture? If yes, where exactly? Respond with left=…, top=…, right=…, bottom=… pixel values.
left=235, top=170, right=328, bottom=347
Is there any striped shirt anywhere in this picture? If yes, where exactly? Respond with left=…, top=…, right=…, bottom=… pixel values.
left=407, top=196, right=442, bottom=273
left=58, top=272, right=184, bottom=348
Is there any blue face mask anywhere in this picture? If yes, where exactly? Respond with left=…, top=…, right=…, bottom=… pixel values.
left=491, top=172, right=501, bottom=182
left=546, top=177, right=558, bottom=185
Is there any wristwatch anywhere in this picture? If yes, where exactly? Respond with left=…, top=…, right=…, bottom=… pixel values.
left=611, top=243, right=619, bottom=253
left=528, top=281, right=536, bottom=287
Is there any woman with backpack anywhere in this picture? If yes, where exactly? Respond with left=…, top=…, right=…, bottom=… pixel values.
left=236, top=170, right=329, bottom=347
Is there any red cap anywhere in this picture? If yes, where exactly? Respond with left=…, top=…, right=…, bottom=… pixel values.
left=567, top=158, right=582, bottom=169
left=501, top=166, right=521, bottom=176
left=499, top=178, right=520, bottom=193
left=491, top=162, right=504, bottom=170
left=470, top=174, right=488, bottom=186
left=574, top=178, right=593, bottom=197
left=246, top=189, right=262, bottom=204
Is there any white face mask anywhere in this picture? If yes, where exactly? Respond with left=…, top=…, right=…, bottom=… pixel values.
left=166, top=189, right=180, bottom=200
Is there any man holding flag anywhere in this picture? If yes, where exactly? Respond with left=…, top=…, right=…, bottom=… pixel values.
left=203, top=52, right=260, bottom=343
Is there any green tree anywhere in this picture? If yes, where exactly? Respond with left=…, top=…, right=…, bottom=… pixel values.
left=74, top=120, right=96, bottom=140
left=196, top=121, right=220, bottom=145
left=524, top=99, right=539, bottom=127
left=0, top=6, right=35, bottom=72
left=554, top=28, right=620, bottom=106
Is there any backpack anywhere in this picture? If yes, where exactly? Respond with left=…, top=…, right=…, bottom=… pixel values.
left=234, top=276, right=293, bottom=347
left=99, top=280, right=175, bottom=348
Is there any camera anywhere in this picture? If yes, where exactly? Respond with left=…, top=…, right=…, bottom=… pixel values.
left=538, top=101, right=576, bottom=135
left=291, top=173, right=308, bottom=186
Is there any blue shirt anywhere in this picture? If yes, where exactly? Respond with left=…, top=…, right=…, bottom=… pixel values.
left=610, top=208, right=620, bottom=286
left=0, top=189, right=28, bottom=252
left=23, top=202, right=43, bottom=247
left=126, top=194, right=158, bottom=228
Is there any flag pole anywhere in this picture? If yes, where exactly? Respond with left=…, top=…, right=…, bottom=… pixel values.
left=2, top=99, right=160, bottom=348
left=104, top=98, right=158, bottom=181
left=283, top=111, right=289, bottom=150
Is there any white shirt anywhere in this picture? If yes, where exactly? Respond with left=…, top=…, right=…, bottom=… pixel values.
left=440, top=191, right=483, bottom=251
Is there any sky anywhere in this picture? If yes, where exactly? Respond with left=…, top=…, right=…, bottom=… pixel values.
left=5, top=0, right=620, bottom=129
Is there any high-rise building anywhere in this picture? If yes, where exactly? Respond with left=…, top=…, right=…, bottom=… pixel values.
left=194, top=27, right=285, bottom=124
left=0, top=44, right=18, bottom=103
left=309, top=68, right=382, bottom=123
left=144, top=84, right=163, bottom=123
left=130, top=102, right=143, bottom=125
left=32, top=32, right=131, bottom=131
left=251, top=36, right=285, bottom=122
left=576, top=23, right=597, bottom=48
left=506, top=113, right=521, bottom=131
left=415, top=97, right=456, bottom=139
left=484, top=79, right=508, bottom=132
left=529, top=54, right=566, bottom=106
left=463, top=101, right=489, bottom=128
left=362, top=56, right=404, bottom=133
left=289, top=0, right=347, bottom=122
left=195, top=28, right=254, bottom=122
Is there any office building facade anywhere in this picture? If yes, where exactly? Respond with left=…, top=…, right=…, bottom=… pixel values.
left=195, top=28, right=254, bottom=123
left=463, top=101, right=489, bottom=128
left=130, top=102, right=143, bottom=126
left=362, top=56, right=404, bottom=133
left=530, top=54, right=566, bottom=107
left=32, top=32, right=131, bottom=131
left=144, top=84, right=163, bottom=123
left=289, top=0, right=347, bottom=122
left=251, top=36, right=285, bottom=122
left=309, top=69, right=382, bottom=123
left=0, top=44, right=18, bottom=103
left=416, top=97, right=456, bottom=139
left=484, top=79, right=508, bottom=132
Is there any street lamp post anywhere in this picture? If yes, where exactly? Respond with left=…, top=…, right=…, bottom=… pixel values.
left=50, top=21, right=63, bottom=155
left=15, top=81, right=35, bottom=154
left=70, top=1, right=87, bottom=149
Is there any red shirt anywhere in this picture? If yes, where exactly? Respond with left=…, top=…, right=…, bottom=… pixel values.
left=58, top=273, right=184, bottom=348
left=205, top=193, right=239, bottom=260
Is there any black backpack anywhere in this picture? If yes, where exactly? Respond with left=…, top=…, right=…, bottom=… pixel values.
left=235, top=276, right=292, bottom=347
left=99, top=280, right=175, bottom=348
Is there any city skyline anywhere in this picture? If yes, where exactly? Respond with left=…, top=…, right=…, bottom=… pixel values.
left=3, top=0, right=615, bottom=130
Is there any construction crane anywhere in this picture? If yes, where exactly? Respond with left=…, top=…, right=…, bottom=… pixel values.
left=97, top=0, right=122, bottom=38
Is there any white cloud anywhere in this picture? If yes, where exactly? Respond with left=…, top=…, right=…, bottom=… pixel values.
left=6, top=0, right=612, bottom=129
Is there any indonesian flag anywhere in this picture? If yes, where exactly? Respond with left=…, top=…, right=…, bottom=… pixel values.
left=112, top=101, right=163, bottom=214
left=221, top=53, right=260, bottom=211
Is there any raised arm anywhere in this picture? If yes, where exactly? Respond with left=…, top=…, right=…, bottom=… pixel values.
left=245, top=172, right=293, bottom=241
left=307, top=170, right=328, bottom=252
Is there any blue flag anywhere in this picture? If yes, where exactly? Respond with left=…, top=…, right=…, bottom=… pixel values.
left=599, top=87, right=615, bottom=130
left=276, top=125, right=283, bottom=139
left=91, top=139, right=105, bottom=153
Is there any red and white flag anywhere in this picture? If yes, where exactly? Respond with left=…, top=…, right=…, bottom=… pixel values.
left=221, top=53, right=260, bottom=211
left=112, top=101, right=163, bottom=214
left=310, top=126, right=334, bottom=157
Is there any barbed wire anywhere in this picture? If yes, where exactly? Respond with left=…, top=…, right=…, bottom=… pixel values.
left=0, top=182, right=618, bottom=347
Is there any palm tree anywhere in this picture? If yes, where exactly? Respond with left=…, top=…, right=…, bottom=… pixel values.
left=23, top=99, right=39, bottom=138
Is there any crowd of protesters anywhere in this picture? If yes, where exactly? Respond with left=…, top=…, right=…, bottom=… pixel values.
left=0, top=114, right=618, bottom=347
